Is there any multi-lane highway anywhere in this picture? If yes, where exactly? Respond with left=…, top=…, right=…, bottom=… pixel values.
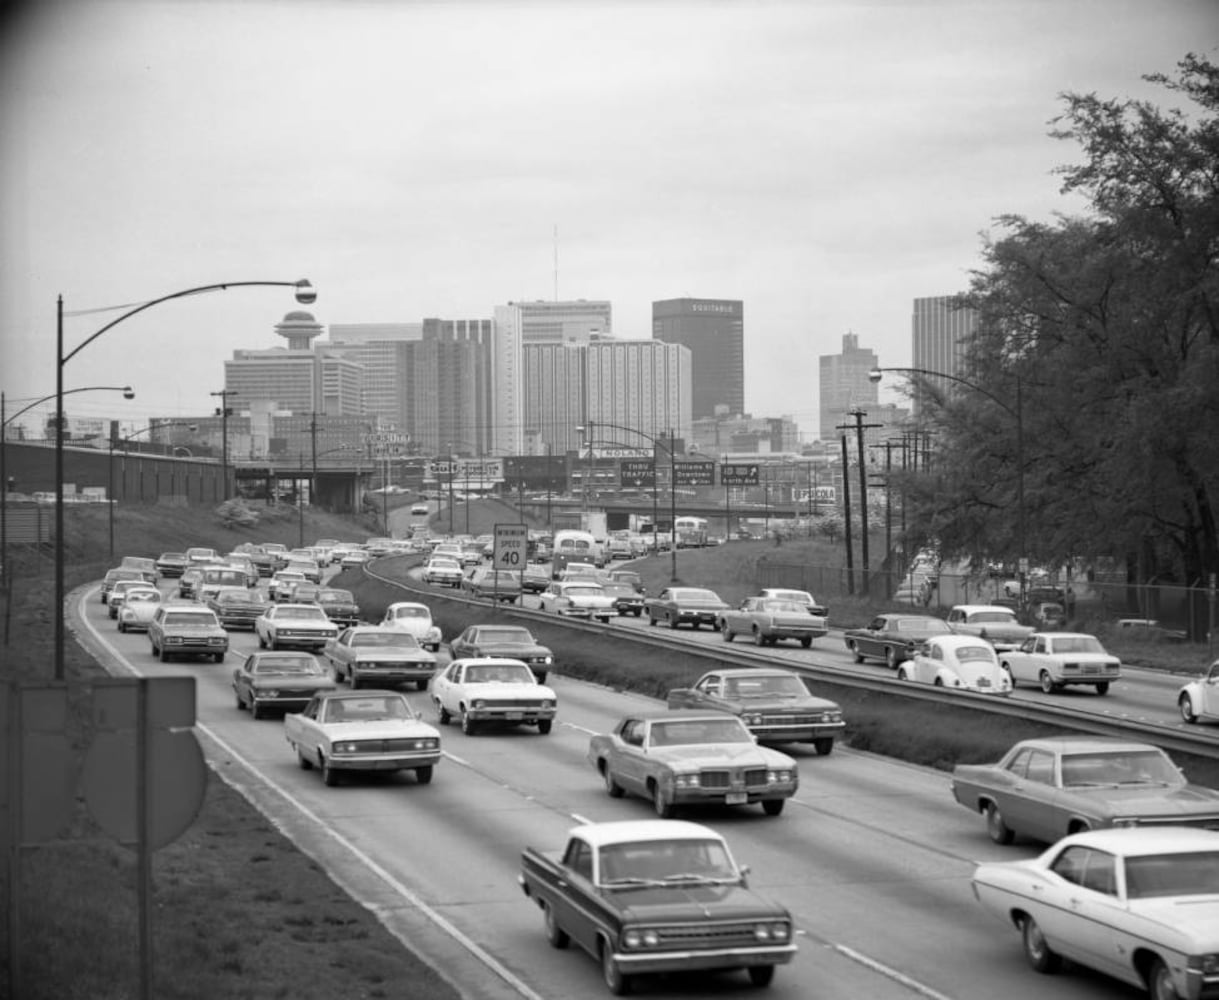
left=72, top=563, right=1191, bottom=1000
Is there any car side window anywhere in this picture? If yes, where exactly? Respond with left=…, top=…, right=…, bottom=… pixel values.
left=1080, top=850, right=1117, bottom=896
left=699, top=676, right=720, bottom=695
left=1050, top=845, right=1088, bottom=886
left=1035, top=637, right=1047, bottom=654
left=620, top=720, right=642, bottom=745
left=1026, top=750, right=1055, bottom=785
left=1005, top=748, right=1032, bottom=778
left=563, top=840, right=593, bottom=880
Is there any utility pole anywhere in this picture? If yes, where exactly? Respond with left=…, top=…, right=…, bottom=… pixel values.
left=840, top=435, right=853, bottom=594
left=209, top=389, right=236, bottom=500
left=310, top=411, right=319, bottom=512
left=839, top=409, right=883, bottom=596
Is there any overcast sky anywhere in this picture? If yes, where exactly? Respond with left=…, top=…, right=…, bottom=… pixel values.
left=2, top=0, right=1214, bottom=439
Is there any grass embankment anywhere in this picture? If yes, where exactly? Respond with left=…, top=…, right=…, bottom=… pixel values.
left=2, top=501, right=460, bottom=1000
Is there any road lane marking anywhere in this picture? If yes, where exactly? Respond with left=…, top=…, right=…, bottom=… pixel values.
left=832, top=944, right=955, bottom=1000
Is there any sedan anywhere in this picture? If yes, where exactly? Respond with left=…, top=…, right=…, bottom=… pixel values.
left=644, top=587, right=728, bottom=630
left=843, top=613, right=954, bottom=668
left=285, top=690, right=441, bottom=787
left=268, top=570, right=308, bottom=602
left=206, top=587, right=269, bottom=630
left=1178, top=658, right=1219, bottom=724
left=717, top=597, right=827, bottom=648
left=950, top=736, right=1219, bottom=845
left=538, top=581, right=614, bottom=622
left=232, top=651, right=335, bottom=719
left=899, top=635, right=1013, bottom=695
left=971, top=827, right=1219, bottom=1000
left=447, top=625, right=554, bottom=684
left=588, top=711, right=798, bottom=817
left=666, top=668, right=844, bottom=754
left=153, top=552, right=189, bottom=579
left=430, top=657, right=558, bottom=735
left=422, top=556, right=463, bottom=587
left=600, top=581, right=644, bottom=617
left=460, top=567, right=522, bottom=603
left=255, top=603, right=340, bottom=651
left=324, top=626, right=437, bottom=691
left=999, top=631, right=1121, bottom=695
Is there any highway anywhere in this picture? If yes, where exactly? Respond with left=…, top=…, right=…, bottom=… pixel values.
left=70, top=562, right=1173, bottom=1000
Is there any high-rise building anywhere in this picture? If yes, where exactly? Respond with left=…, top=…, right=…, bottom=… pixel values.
left=324, top=327, right=418, bottom=435
left=505, top=300, right=613, bottom=345
left=911, top=295, right=978, bottom=416
left=818, top=332, right=878, bottom=440
left=522, top=342, right=586, bottom=456
left=652, top=298, right=744, bottom=419
left=408, top=318, right=493, bottom=457
left=585, top=340, right=691, bottom=448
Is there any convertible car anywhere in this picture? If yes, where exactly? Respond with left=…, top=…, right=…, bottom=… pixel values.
left=665, top=668, right=844, bottom=754
left=843, top=613, right=953, bottom=668
left=951, top=735, right=1219, bottom=844
left=972, top=827, right=1219, bottom=1000
left=588, top=711, right=798, bottom=818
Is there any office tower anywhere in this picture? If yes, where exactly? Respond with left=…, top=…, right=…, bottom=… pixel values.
left=501, top=300, right=613, bottom=345
left=407, top=318, right=493, bottom=457
left=911, top=296, right=978, bottom=417
left=652, top=298, right=744, bottom=419
left=818, top=332, right=878, bottom=440
left=585, top=340, right=692, bottom=448
left=324, top=330, right=417, bottom=436
left=522, top=342, right=586, bottom=456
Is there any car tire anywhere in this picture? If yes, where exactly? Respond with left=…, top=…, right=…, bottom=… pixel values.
left=1039, top=671, right=1059, bottom=694
left=297, top=747, right=313, bottom=770
left=721, top=622, right=734, bottom=642
left=753, top=629, right=766, bottom=647
left=250, top=700, right=263, bottom=720
left=1180, top=694, right=1198, bottom=724
left=885, top=646, right=899, bottom=669
left=322, top=759, right=340, bottom=787
left=543, top=901, right=569, bottom=949
left=801, top=636, right=813, bottom=648
left=350, top=673, right=361, bottom=691
left=668, top=616, right=679, bottom=630
left=1095, top=682, right=1110, bottom=695
left=601, top=938, right=631, bottom=996
left=537, top=719, right=553, bottom=735
left=415, top=765, right=433, bottom=785
left=761, top=799, right=785, bottom=817
left=1020, top=914, right=1061, bottom=973
left=435, top=699, right=451, bottom=725
left=461, top=708, right=477, bottom=735
left=652, top=782, right=675, bottom=819
left=813, top=738, right=834, bottom=756
left=257, top=633, right=267, bottom=649
left=159, top=646, right=170, bottom=663
left=897, top=667, right=909, bottom=681
left=235, top=690, right=246, bottom=710
left=533, top=672, right=548, bottom=685
left=986, top=802, right=1015, bottom=845
left=603, top=764, right=624, bottom=798
left=213, top=652, right=224, bottom=663
left=633, top=609, right=642, bottom=617
left=747, top=966, right=775, bottom=987
left=648, top=614, right=657, bottom=627
left=1147, top=957, right=1177, bottom=1000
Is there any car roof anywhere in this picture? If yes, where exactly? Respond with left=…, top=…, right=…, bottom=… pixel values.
left=1033, top=632, right=1095, bottom=640
left=315, top=689, right=407, bottom=701
left=1012, top=735, right=1163, bottom=754
left=1054, top=827, right=1219, bottom=856
left=448, top=657, right=532, bottom=668
left=570, top=820, right=726, bottom=848
left=388, top=602, right=430, bottom=610
left=629, top=709, right=749, bottom=723
left=952, top=604, right=1016, bottom=613
left=701, top=668, right=799, bottom=680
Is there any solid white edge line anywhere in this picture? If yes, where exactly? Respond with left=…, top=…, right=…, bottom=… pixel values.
left=833, top=944, right=956, bottom=1000
left=76, top=586, right=547, bottom=1000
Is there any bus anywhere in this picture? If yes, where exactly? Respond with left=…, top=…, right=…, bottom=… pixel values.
left=674, top=516, right=709, bottom=549
left=551, top=529, right=604, bottom=578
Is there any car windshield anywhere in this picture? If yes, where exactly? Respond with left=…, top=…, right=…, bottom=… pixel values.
left=163, top=613, right=216, bottom=627
left=565, top=586, right=604, bottom=597
left=221, top=591, right=264, bottom=604
left=1049, top=636, right=1105, bottom=653
left=393, top=606, right=429, bottom=619
left=725, top=674, right=806, bottom=698
left=673, top=589, right=719, bottom=601
left=278, top=607, right=328, bottom=620
left=969, top=612, right=1017, bottom=623
left=477, top=628, right=533, bottom=644
left=319, top=590, right=352, bottom=602
left=1124, top=851, right=1219, bottom=899
left=464, top=664, right=533, bottom=683
left=896, top=618, right=951, bottom=634
left=1060, top=750, right=1182, bottom=787
left=760, top=600, right=806, bottom=613
left=324, top=696, right=413, bottom=723
left=599, top=839, right=736, bottom=885
left=254, top=656, right=321, bottom=675
left=351, top=632, right=418, bottom=648
left=770, top=591, right=811, bottom=603
left=955, top=645, right=997, bottom=663
left=650, top=719, right=752, bottom=746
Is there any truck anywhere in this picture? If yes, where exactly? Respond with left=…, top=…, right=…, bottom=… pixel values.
left=518, top=819, right=797, bottom=995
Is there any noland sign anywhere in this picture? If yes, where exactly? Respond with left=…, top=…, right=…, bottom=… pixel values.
left=673, top=459, right=715, bottom=487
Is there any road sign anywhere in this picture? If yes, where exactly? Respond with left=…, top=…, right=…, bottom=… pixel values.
left=720, top=463, right=760, bottom=486
left=619, top=459, right=655, bottom=488
left=493, top=523, right=528, bottom=569
left=673, top=459, right=715, bottom=487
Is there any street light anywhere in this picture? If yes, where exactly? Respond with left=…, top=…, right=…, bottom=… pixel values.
left=869, top=364, right=1025, bottom=597
left=109, top=421, right=198, bottom=559
left=210, top=388, right=238, bottom=500
left=581, top=420, right=681, bottom=582
left=56, top=278, right=314, bottom=681
left=2, top=384, right=134, bottom=603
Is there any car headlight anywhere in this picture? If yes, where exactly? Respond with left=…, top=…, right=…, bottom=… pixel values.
left=1194, top=953, right=1219, bottom=975
left=262, top=689, right=280, bottom=698
left=673, top=773, right=699, bottom=789
left=754, top=921, right=790, bottom=941
left=767, top=769, right=794, bottom=784
left=743, top=712, right=764, bottom=726
left=335, top=741, right=360, bottom=754
left=621, top=928, right=660, bottom=949
left=472, top=699, right=486, bottom=709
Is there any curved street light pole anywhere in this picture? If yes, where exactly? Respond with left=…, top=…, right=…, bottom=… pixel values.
left=56, top=278, right=314, bottom=681
left=869, top=365, right=1025, bottom=599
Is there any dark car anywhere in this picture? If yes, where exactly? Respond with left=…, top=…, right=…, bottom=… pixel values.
left=207, top=588, right=270, bottom=630
left=461, top=567, right=522, bottom=603
left=101, top=567, right=145, bottom=604
left=447, top=625, right=554, bottom=684
left=607, top=569, right=645, bottom=594
left=316, top=587, right=361, bottom=628
left=644, top=587, right=728, bottom=630
left=520, top=565, right=551, bottom=594
left=600, top=581, right=645, bottom=617
left=232, top=651, right=335, bottom=719
left=154, top=552, right=189, bottom=579
left=843, top=613, right=954, bottom=668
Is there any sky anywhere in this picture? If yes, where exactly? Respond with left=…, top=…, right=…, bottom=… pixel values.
left=1, top=0, right=1215, bottom=440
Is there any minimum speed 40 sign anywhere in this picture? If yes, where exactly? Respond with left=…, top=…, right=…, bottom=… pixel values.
left=493, top=523, right=528, bottom=569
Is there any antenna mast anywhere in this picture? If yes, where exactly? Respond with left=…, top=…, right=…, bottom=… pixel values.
left=553, top=224, right=558, bottom=301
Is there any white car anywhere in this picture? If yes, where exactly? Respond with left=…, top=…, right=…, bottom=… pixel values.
left=899, top=635, right=1013, bottom=694
left=945, top=604, right=1035, bottom=651
left=284, top=690, right=441, bottom=786
left=108, top=580, right=159, bottom=620
left=1179, top=658, right=1219, bottom=724
left=269, top=569, right=308, bottom=602
left=971, top=827, right=1219, bottom=999
left=116, top=587, right=163, bottom=632
left=538, top=581, right=615, bottom=622
left=429, top=657, right=557, bottom=735
left=380, top=601, right=443, bottom=651
left=422, top=556, right=463, bottom=587
left=999, top=631, right=1121, bottom=695
left=255, top=603, right=339, bottom=651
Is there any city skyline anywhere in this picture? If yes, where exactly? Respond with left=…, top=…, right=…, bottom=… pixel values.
left=2, top=2, right=1211, bottom=436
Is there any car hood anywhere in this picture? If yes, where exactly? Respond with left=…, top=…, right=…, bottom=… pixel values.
left=461, top=681, right=556, bottom=699
left=726, top=696, right=839, bottom=713
left=317, top=721, right=440, bottom=740
left=251, top=675, right=333, bottom=690
left=351, top=649, right=436, bottom=663
left=469, top=642, right=551, bottom=657
left=320, top=601, right=359, bottom=611
left=607, top=883, right=789, bottom=922
left=164, top=624, right=223, bottom=634
left=270, top=619, right=335, bottom=629
left=1070, top=785, right=1219, bottom=815
left=651, top=744, right=793, bottom=767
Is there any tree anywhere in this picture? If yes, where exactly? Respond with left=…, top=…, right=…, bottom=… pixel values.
left=909, top=54, right=1219, bottom=586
